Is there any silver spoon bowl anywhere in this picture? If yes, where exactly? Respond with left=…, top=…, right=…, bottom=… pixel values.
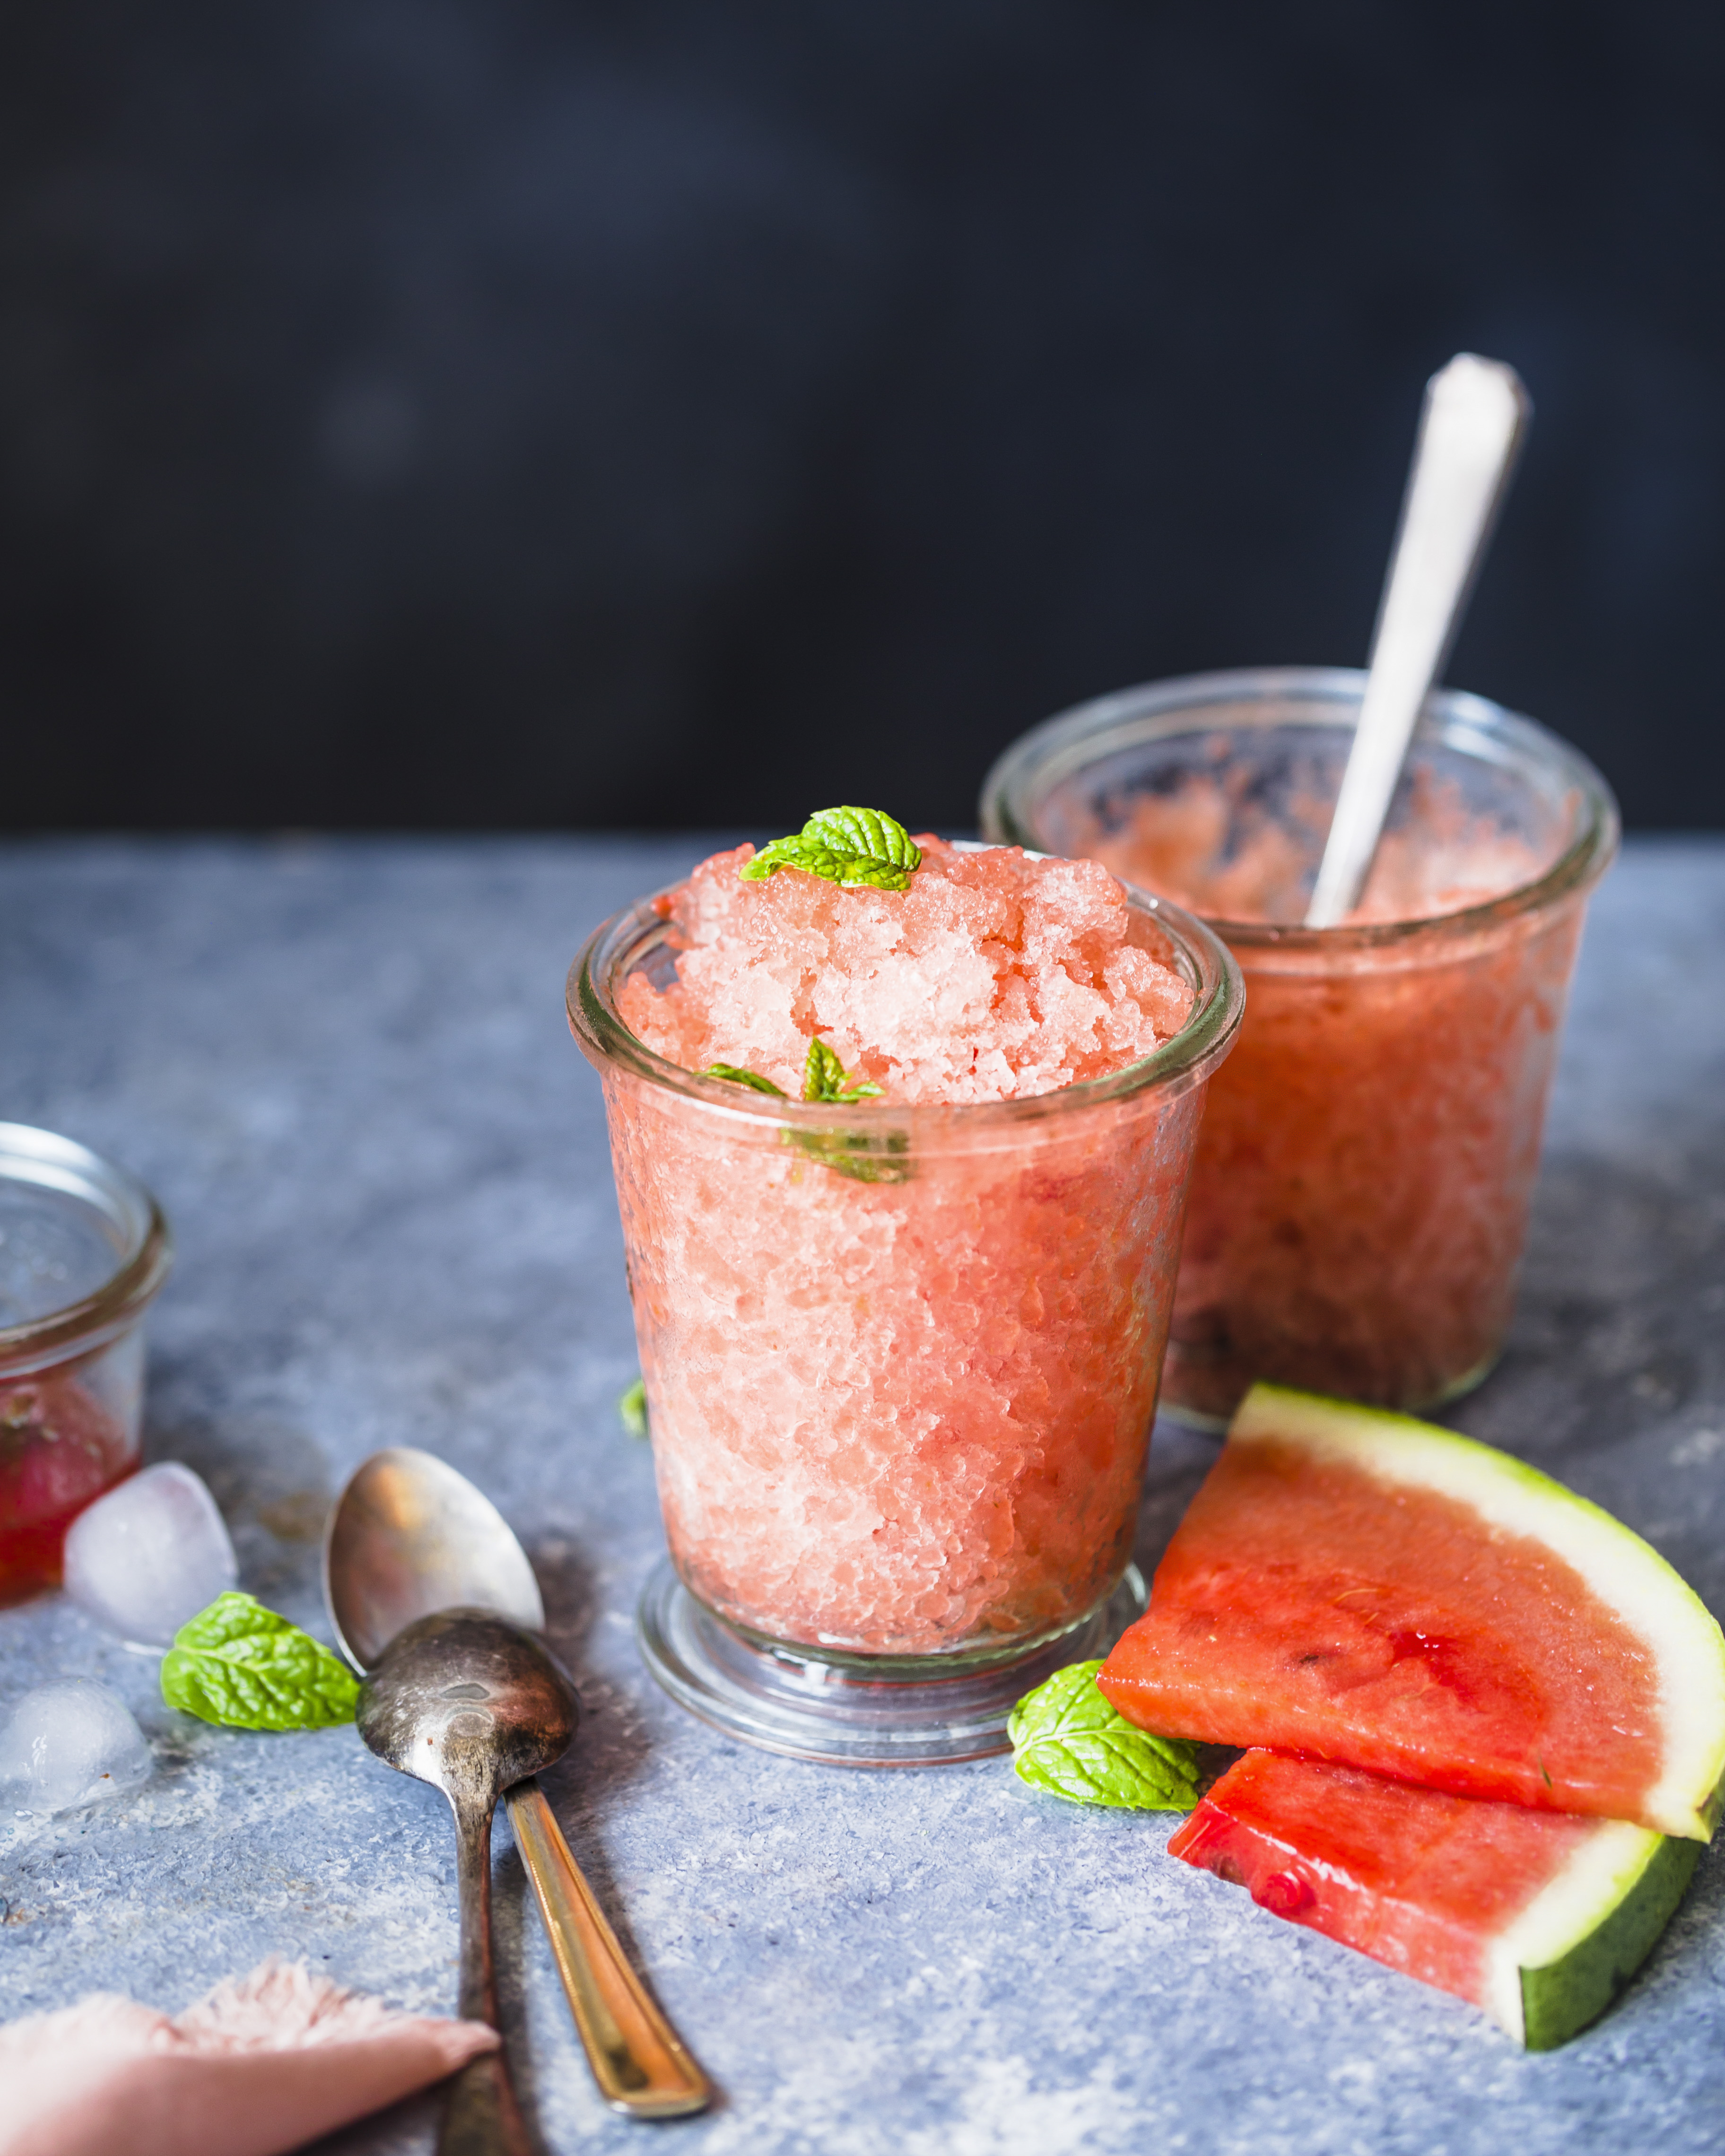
left=359, top=1608, right=575, bottom=2156
left=327, top=1447, right=546, bottom=1663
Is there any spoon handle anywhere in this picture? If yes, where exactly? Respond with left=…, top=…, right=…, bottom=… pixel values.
left=1305, top=353, right=1531, bottom=928
left=507, top=1781, right=713, bottom=2118
left=442, top=1790, right=533, bottom=2156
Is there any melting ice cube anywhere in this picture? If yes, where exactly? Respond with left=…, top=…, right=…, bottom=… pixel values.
left=0, top=1678, right=153, bottom=1814
left=62, top=1462, right=238, bottom=1645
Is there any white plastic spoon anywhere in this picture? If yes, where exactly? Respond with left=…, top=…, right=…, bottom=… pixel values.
left=1305, top=353, right=1532, bottom=929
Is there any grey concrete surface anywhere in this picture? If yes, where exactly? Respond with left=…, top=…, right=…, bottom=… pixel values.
left=0, top=835, right=1722, bottom=2156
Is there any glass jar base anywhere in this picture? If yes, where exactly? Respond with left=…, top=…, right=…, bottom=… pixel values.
left=1158, top=1344, right=1506, bottom=1434
left=636, top=1559, right=1149, bottom=1768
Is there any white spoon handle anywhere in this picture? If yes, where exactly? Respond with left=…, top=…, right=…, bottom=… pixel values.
left=1305, top=354, right=1531, bottom=928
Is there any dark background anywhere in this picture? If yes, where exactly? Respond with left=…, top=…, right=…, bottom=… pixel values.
left=3, top=2, right=1721, bottom=835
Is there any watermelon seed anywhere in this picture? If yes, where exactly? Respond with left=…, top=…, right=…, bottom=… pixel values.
left=1254, top=1870, right=1316, bottom=1918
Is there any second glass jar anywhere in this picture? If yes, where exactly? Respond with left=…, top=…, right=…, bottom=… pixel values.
left=982, top=666, right=1620, bottom=1426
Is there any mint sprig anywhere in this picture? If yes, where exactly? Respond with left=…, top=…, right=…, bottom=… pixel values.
left=619, top=1377, right=649, bottom=1439
left=160, top=1592, right=360, bottom=1731
left=739, top=808, right=923, bottom=891
left=697, top=1042, right=904, bottom=1182
left=802, top=1039, right=882, bottom=1104
left=795, top=1127, right=910, bottom=1183
left=699, top=1039, right=883, bottom=1106
left=696, top=1062, right=787, bottom=1097
left=1008, top=1660, right=1203, bottom=1811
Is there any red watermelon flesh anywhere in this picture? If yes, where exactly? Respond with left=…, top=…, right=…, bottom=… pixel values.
left=1098, top=1387, right=1725, bottom=1839
left=1168, top=1749, right=1697, bottom=2048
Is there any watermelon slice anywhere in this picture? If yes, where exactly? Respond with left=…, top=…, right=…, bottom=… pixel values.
left=1100, top=1385, right=1725, bottom=1838
left=1169, top=1749, right=1699, bottom=2048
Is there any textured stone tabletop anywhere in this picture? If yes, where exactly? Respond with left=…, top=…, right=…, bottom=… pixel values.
left=1, top=835, right=1723, bottom=2156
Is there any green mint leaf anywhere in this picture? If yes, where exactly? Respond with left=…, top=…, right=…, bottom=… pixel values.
left=801, top=808, right=922, bottom=873
left=742, top=837, right=912, bottom=890
left=738, top=807, right=923, bottom=891
left=1007, top=1660, right=1202, bottom=1811
left=802, top=1038, right=884, bottom=1105
left=160, top=1591, right=360, bottom=1732
left=788, top=1128, right=911, bottom=1183
left=700, top=1044, right=900, bottom=1178
left=790, top=1041, right=903, bottom=1180
left=697, top=1062, right=788, bottom=1096
left=619, top=1377, right=649, bottom=1439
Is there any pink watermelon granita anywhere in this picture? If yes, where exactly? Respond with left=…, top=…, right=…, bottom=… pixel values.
left=573, top=831, right=1238, bottom=1660
left=618, top=836, right=1194, bottom=1104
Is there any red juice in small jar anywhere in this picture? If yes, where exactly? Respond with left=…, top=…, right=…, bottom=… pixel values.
left=0, top=1368, right=137, bottom=1603
left=0, top=1123, right=171, bottom=1601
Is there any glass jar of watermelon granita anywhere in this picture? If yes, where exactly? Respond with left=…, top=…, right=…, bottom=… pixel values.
left=568, top=821, right=1240, bottom=1763
left=0, top=1123, right=173, bottom=1605
left=981, top=667, right=1619, bottom=1427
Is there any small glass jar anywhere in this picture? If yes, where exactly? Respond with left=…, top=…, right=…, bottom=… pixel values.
left=0, top=1123, right=173, bottom=1605
left=982, top=667, right=1619, bottom=1426
left=568, top=869, right=1241, bottom=1763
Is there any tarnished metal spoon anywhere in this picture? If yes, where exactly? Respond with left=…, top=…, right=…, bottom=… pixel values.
left=326, top=1448, right=711, bottom=2120
left=359, top=1608, right=572, bottom=2156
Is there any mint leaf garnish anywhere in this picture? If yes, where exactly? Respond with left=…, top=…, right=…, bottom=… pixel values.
left=802, top=807, right=922, bottom=873
left=793, top=1128, right=911, bottom=1183
left=802, top=1038, right=882, bottom=1104
left=697, top=1062, right=788, bottom=1096
left=160, top=1592, right=360, bottom=1731
left=739, top=807, right=923, bottom=891
left=1008, top=1660, right=1202, bottom=1810
left=619, top=1377, right=649, bottom=1439
left=697, top=1043, right=903, bottom=1180
left=697, top=1043, right=883, bottom=1109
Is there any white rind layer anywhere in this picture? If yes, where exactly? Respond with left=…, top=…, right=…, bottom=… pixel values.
left=1481, top=1819, right=1660, bottom=2042
left=1231, top=1384, right=1725, bottom=1840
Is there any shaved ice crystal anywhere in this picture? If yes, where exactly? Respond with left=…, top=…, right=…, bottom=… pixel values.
left=0, top=1678, right=153, bottom=1814
left=619, top=837, right=1194, bottom=1104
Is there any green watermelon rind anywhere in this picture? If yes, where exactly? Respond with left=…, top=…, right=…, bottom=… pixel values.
left=1497, top=1821, right=1699, bottom=2050
left=1233, top=1384, right=1725, bottom=1843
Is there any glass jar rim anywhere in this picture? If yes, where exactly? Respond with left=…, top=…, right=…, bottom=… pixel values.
left=0, top=1122, right=174, bottom=1374
left=979, top=664, right=1621, bottom=953
left=567, top=852, right=1244, bottom=1133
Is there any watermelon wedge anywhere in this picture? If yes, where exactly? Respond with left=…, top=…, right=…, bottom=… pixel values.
left=1169, top=1749, right=1699, bottom=2048
left=1100, top=1385, right=1725, bottom=1838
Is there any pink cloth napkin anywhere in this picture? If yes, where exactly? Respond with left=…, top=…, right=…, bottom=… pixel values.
left=0, top=1957, right=498, bottom=2156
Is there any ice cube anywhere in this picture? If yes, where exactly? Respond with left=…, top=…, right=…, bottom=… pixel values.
left=0, top=1678, right=153, bottom=1814
left=62, top=1462, right=238, bottom=1645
